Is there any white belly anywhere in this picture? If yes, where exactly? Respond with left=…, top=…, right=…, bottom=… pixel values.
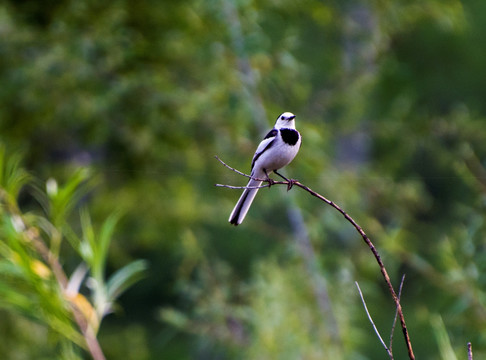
left=256, top=136, right=301, bottom=173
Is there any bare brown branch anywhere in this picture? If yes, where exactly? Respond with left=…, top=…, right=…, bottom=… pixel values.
left=389, top=274, right=406, bottom=354
left=216, top=157, right=415, bottom=360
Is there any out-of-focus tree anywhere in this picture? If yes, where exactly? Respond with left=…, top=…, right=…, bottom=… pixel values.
left=1, top=0, right=486, bottom=358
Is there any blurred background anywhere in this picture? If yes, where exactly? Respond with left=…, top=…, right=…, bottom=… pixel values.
left=1, top=0, right=486, bottom=358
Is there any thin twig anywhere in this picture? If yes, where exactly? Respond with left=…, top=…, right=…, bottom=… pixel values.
left=468, top=342, right=473, bottom=360
left=355, top=281, right=393, bottom=359
left=215, top=156, right=254, bottom=180
left=389, top=274, right=406, bottom=353
left=215, top=155, right=292, bottom=185
left=216, top=157, right=415, bottom=360
left=215, top=183, right=270, bottom=190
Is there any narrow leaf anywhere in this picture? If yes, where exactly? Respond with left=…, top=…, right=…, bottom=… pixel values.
left=106, top=259, right=148, bottom=301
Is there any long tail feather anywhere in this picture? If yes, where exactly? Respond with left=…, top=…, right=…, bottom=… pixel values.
left=228, top=178, right=262, bottom=225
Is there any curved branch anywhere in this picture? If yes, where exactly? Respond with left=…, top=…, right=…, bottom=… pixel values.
left=290, top=180, right=414, bottom=360
left=216, top=156, right=415, bottom=360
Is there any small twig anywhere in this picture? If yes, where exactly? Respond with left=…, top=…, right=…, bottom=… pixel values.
left=215, top=183, right=270, bottom=190
left=216, top=156, right=415, bottom=360
left=215, top=156, right=255, bottom=181
left=356, top=281, right=393, bottom=359
left=389, top=274, right=406, bottom=353
left=468, top=342, right=473, bottom=360
left=214, top=156, right=276, bottom=189
left=215, top=155, right=290, bottom=185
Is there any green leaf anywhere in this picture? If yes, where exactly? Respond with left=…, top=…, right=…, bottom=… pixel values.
left=0, top=145, right=31, bottom=206
left=106, top=259, right=148, bottom=302
left=432, top=315, right=458, bottom=360
left=48, top=168, right=93, bottom=227
left=95, top=212, right=121, bottom=281
left=79, top=208, right=95, bottom=265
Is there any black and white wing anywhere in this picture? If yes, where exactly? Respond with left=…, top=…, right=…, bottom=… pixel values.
left=251, top=129, right=278, bottom=171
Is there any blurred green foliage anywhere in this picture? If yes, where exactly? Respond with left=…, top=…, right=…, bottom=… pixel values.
left=1, top=0, right=486, bottom=358
left=0, top=146, right=146, bottom=358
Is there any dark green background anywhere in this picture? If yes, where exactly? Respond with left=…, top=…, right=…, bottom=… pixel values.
left=1, top=0, right=486, bottom=358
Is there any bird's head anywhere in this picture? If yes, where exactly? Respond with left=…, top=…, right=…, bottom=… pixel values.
left=275, top=112, right=296, bottom=129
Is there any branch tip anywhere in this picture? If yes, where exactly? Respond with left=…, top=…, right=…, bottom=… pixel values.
left=356, top=281, right=393, bottom=359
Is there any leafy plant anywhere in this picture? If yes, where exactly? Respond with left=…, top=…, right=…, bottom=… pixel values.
left=0, top=145, right=147, bottom=359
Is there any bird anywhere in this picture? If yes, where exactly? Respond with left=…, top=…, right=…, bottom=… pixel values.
left=228, top=112, right=301, bottom=226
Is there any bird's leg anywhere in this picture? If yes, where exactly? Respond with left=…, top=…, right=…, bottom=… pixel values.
left=274, top=170, right=296, bottom=191
left=273, top=170, right=289, bottom=182
left=263, top=169, right=275, bottom=187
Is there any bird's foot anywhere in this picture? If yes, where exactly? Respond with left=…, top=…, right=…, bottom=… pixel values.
left=273, top=170, right=296, bottom=191
left=263, top=169, right=275, bottom=188
left=286, top=178, right=297, bottom=191
left=266, top=177, right=276, bottom=188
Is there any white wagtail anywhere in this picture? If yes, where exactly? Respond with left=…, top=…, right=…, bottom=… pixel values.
left=229, top=112, right=301, bottom=226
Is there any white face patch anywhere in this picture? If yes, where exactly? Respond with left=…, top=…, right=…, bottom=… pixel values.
left=274, top=112, right=296, bottom=130
left=279, top=112, right=295, bottom=121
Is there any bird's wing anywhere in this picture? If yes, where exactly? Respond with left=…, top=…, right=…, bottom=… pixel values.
left=251, top=129, right=278, bottom=171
